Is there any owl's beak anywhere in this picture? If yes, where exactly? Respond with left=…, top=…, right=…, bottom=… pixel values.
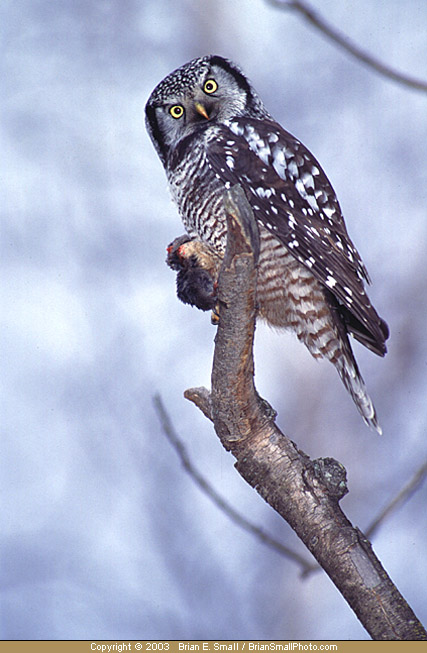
left=194, top=102, right=210, bottom=120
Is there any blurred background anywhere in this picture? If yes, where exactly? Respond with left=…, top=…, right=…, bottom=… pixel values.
left=1, top=0, right=426, bottom=640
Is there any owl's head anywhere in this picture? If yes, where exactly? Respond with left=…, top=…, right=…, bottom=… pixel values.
left=145, top=55, right=269, bottom=166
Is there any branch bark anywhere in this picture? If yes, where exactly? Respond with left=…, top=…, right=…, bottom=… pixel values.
left=184, top=184, right=426, bottom=641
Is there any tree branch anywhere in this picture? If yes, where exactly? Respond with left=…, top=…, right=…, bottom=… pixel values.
left=184, top=184, right=426, bottom=641
left=266, top=0, right=427, bottom=93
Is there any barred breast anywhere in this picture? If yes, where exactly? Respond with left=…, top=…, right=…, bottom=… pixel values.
left=167, top=138, right=228, bottom=249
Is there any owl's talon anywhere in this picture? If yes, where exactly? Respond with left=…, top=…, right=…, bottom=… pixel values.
left=211, top=305, right=220, bottom=325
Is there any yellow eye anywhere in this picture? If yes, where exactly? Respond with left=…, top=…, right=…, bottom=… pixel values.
left=203, top=79, right=218, bottom=94
left=169, top=105, right=184, bottom=119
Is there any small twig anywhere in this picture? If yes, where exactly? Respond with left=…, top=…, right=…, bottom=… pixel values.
left=153, top=392, right=313, bottom=573
left=267, top=0, right=427, bottom=93
left=365, top=461, right=427, bottom=539
left=183, top=386, right=212, bottom=421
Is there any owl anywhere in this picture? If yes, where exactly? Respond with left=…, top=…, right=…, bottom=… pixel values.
left=145, top=55, right=389, bottom=433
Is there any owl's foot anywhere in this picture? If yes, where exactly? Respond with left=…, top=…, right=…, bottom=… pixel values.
left=210, top=298, right=220, bottom=325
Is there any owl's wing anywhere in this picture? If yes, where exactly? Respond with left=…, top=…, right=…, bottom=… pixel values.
left=205, top=118, right=388, bottom=355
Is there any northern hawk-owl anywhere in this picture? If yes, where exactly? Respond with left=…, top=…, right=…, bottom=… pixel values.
left=145, top=55, right=389, bottom=433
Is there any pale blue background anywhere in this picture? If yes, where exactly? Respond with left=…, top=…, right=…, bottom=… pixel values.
left=1, top=0, right=426, bottom=640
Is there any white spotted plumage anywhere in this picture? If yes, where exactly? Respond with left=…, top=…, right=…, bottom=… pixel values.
left=145, top=54, right=389, bottom=433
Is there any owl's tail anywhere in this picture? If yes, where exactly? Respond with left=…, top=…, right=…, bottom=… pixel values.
left=297, top=301, right=382, bottom=433
left=335, top=349, right=382, bottom=435
left=316, top=294, right=383, bottom=434
left=302, top=327, right=382, bottom=433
